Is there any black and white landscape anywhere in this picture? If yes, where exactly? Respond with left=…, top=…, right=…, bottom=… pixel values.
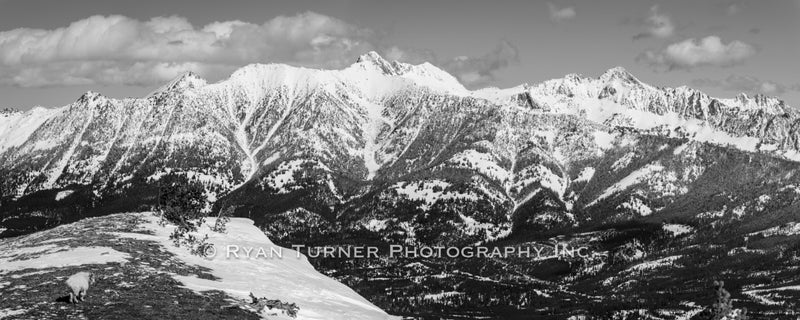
left=1, top=1, right=799, bottom=319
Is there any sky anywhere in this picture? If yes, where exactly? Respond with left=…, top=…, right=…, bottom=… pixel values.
left=0, top=0, right=798, bottom=109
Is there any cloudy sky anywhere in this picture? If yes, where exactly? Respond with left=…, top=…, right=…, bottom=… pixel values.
left=1, top=0, right=798, bottom=109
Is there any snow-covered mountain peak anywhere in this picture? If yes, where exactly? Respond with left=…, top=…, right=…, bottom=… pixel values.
left=599, top=66, right=641, bottom=85
left=146, top=72, right=207, bottom=98
left=75, top=91, right=107, bottom=107
left=78, top=90, right=101, bottom=100
left=356, top=50, right=386, bottom=63
left=348, top=51, right=465, bottom=94
left=162, top=71, right=207, bottom=92
left=356, top=51, right=399, bottom=74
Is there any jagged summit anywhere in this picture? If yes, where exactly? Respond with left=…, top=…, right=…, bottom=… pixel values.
left=356, top=51, right=388, bottom=65
left=601, top=66, right=630, bottom=76
left=599, top=66, right=641, bottom=84
left=149, top=71, right=208, bottom=97
left=351, top=51, right=464, bottom=91
left=169, top=71, right=206, bottom=89
left=76, top=90, right=104, bottom=103
left=354, top=50, right=409, bottom=76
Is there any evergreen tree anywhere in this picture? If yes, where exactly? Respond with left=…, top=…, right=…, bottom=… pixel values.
left=158, top=174, right=206, bottom=233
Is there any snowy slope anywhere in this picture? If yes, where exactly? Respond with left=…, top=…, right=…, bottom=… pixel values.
left=121, top=215, right=395, bottom=320
left=0, top=213, right=395, bottom=320
left=0, top=107, right=63, bottom=152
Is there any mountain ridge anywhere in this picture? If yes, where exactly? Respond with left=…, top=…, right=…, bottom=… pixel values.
left=4, top=52, right=795, bottom=156
left=1, top=51, right=798, bottom=204
left=3, top=51, right=800, bottom=318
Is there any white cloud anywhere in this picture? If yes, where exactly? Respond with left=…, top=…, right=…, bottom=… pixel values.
left=727, top=3, right=741, bottom=15
left=381, top=46, right=437, bottom=65
left=692, top=75, right=800, bottom=96
left=375, top=41, right=520, bottom=88
left=723, top=1, right=749, bottom=15
left=440, top=41, right=520, bottom=87
left=639, top=36, right=756, bottom=70
left=633, top=5, right=674, bottom=40
left=547, top=3, right=576, bottom=22
left=0, top=12, right=378, bottom=87
left=0, top=13, right=521, bottom=90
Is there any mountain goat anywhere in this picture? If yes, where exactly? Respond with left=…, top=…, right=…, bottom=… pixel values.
left=65, top=272, right=95, bottom=304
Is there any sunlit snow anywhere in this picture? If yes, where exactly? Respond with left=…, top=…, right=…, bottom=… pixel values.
left=118, top=215, right=395, bottom=320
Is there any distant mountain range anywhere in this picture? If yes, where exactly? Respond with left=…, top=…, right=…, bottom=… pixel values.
left=1, top=52, right=798, bottom=201
left=2, top=52, right=799, bottom=318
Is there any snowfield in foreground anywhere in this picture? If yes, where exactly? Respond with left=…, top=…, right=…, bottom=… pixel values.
left=0, top=213, right=395, bottom=320
left=119, top=214, right=396, bottom=320
left=0, top=245, right=130, bottom=274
